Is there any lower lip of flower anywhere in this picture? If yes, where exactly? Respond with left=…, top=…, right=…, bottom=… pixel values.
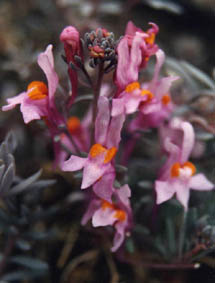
left=27, top=81, right=48, bottom=100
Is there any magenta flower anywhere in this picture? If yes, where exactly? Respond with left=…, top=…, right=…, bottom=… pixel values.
left=62, top=96, right=125, bottom=201
left=112, top=49, right=177, bottom=119
left=125, top=21, right=159, bottom=69
left=2, top=45, right=59, bottom=124
left=155, top=118, right=214, bottom=210
left=60, top=26, right=82, bottom=107
left=82, top=184, right=132, bottom=252
left=112, top=35, right=155, bottom=116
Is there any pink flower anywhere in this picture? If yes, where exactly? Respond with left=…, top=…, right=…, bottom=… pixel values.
left=2, top=45, right=59, bottom=124
left=114, top=21, right=158, bottom=94
left=125, top=21, right=159, bottom=69
left=115, top=35, right=143, bottom=93
left=82, top=184, right=132, bottom=252
left=128, top=49, right=178, bottom=130
left=112, top=49, right=177, bottom=119
left=155, top=118, right=214, bottom=210
left=60, top=26, right=83, bottom=107
left=62, top=96, right=125, bottom=201
left=112, top=81, right=154, bottom=117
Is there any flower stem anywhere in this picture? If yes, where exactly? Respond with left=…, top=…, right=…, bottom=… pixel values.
left=64, top=129, right=82, bottom=155
left=91, top=62, right=104, bottom=145
left=178, top=210, right=187, bottom=259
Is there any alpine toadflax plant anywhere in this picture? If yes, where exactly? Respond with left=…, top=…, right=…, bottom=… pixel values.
left=2, top=20, right=214, bottom=258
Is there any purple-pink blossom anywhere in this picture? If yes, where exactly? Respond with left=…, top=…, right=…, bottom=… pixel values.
left=62, top=96, right=125, bottom=202
left=155, top=118, right=214, bottom=210
left=82, top=184, right=132, bottom=252
left=2, top=45, right=59, bottom=124
left=112, top=48, right=177, bottom=119
left=60, top=26, right=83, bottom=107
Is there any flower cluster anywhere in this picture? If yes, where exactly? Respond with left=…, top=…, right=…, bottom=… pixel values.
left=2, top=21, right=214, bottom=252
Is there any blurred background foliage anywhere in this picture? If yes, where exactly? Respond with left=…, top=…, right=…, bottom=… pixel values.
left=1, top=0, right=215, bottom=282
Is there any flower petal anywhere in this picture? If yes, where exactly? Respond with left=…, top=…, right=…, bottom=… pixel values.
left=180, top=121, right=195, bottom=163
left=95, top=96, right=110, bottom=145
left=93, top=171, right=115, bottom=202
left=37, top=45, right=59, bottom=109
left=125, top=21, right=139, bottom=35
left=2, top=92, right=26, bottom=111
left=155, top=180, right=175, bottom=204
left=111, top=98, right=125, bottom=117
left=190, top=174, right=214, bottom=191
left=106, top=114, right=125, bottom=148
left=62, top=155, right=87, bottom=171
left=150, top=49, right=165, bottom=90
left=116, top=37, right=130, bottom=89
left=171, top=119, right=195, bottom=163
left=127, top=35, right=143, bottom=82
left=92, top=207, right=116, bottom=227
left=20, top=99, right=47, bottom=124
left=117, top=184, right=131, bottom=207
left=125, top=95, right=142, bottom=114
left=81, top=160, right=111, bottom=189
left=175, top=181, right=190, bottom=211
left=111, top=221, right=126, bottom=252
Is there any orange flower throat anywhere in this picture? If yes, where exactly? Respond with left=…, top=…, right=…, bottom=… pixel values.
left=125, top=82, right=154, bottom=102
left=89, top=143, right=117, bottom=164
left=171, top=161, right=196, bottom=178
left=27, top=81, right=48, bottom=100
left=67, top=116, right=81, bottom=134
left=101, top=200, right=126, bottom=222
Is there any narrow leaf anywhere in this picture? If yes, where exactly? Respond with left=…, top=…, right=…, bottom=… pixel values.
left=2, top=269, right=46, bottom=281
left=8, top=169, right=42, bottom=196
left=5, top=132, right=17, bottom=153
left=10, top=256, right=49, bottom=270
left=0, top=164, right=5, bottom=184
left=1, top=163, right=15, bottom=194
left=166, top=218, right=176, bottom=256
left=181, top=61, right=215, bottom=90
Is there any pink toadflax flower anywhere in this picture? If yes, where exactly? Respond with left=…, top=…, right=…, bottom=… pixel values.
left=112, top=35, right=156, bottom=117
left=114, top=22, right=158, bottom=96
left=130, top=50, right=178, bottom=131
left=2, top=45, right=59, bottom=124
left=155, top=118, right=214, bottom=210
left=125, top=21, right=159, bottom=69
left=112, top=48, right=177, bottom=120
left=82, top=184, right=132, bottom=252
left=62, top=96, right=125, bottom=202
left=60, top=26, right=83, bottom=107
